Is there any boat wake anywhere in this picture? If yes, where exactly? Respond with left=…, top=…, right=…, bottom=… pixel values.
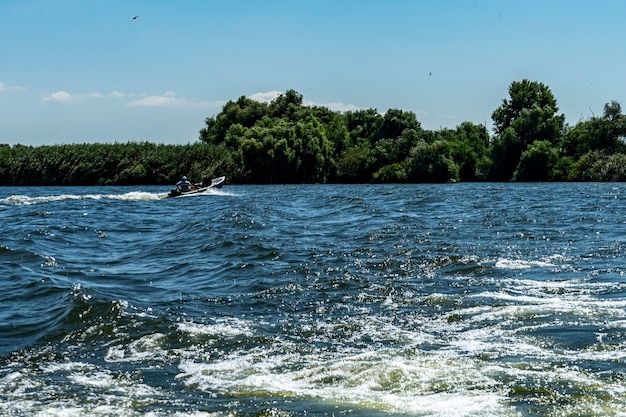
left=1, top=192, right=163, bottom=205
left=170, top=188, right=235, bottom=199
left=3, top=183, right=624, bottom=416
left=0, top=188, right=236, bottom=206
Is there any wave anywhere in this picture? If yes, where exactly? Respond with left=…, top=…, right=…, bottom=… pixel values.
left=0, top=191, right=164, bottom=205
left=15, top=277, right=620, bottom=417
left=2, top=183, right=626, bottom=416
left=1, top=188, right=238, bottom=206
left=494, top=257, right=558, bottom=270
left=3, top=258, right=626, bottom=416
left=0, top=274, right=81, bottom=355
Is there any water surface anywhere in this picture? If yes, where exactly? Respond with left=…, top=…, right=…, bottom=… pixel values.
left=1, top=183, right=625, bottom=416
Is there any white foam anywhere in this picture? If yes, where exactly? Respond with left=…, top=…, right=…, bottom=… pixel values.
left=495, top=258, right=556, bottom=269
left=170, top=279, right=626, bottom=414
left=105, top=191, right=163, bottom=201
left=177, top=317, right=254, bottom=338
left=1, top=188, right=238, bottom=205
left=1, top=191, right=164, bottom=206
left=4, top=251, right=626, bottom=415
left=4, top=300, right=626, bottom=416
left=0, top=360, right=179, bottom=417
left=68, top=370, right=116, bottom=387
left=173, top=188, right=235, bottom=199
left=176, top=346, right=517, bottom=416
left=105, top=333, right=167, bottom=363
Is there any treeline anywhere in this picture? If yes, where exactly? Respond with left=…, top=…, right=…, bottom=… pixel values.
left=0, top=142, right=229, bottom=186
left=2, top=79, right=626, bottom=186
left=199, top=81, right=626, bottom=183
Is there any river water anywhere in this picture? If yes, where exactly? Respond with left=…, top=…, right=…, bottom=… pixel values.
left=1, top=183, right=625, bottom=416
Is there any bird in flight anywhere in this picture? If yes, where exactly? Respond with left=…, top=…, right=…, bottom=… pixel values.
left=131, top=15, right=140, bottom=20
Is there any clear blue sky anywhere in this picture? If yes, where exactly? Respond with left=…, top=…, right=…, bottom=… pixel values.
left=1, top=0, right=624, bottom=146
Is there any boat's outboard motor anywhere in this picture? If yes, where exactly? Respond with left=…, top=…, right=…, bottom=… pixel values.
left=168, top=188, right=182, bottom=197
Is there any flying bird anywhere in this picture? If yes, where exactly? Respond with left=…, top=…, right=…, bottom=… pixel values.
left=131, top=15, right=140, bottom=20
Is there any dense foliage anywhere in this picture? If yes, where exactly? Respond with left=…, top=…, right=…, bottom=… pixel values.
left=0, top=142, right=230, bottom=186
left=2, top=80, right=626, bottom=186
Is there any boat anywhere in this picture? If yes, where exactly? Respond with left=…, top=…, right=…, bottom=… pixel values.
left=167, top=176, right=225, bottom=198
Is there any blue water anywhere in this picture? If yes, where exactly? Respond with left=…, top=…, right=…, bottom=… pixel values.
left=1, top=183, right=626, bottom=416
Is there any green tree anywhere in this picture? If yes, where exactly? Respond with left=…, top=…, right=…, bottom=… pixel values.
left=378, top=109, right=421, bottom=141
left=293, top=114, right=333, bottom=183
left=268, top=89, right=304, bottom=119
left=490, top=79, right=565, bottom=180
left=568, top=151, right=604, bottom=181
left=344, top=108, right=383, bottom=146
left=489, top=127, right=522, bottom=181
left=599, top=153, right=626, bottom=181
left=561, top=100, right=626, bottom=158
left=372, top=128, right=423, bottom=182
left=324, top=113, right=350, bottom=158
left=406, top=140, right=459, bottom=183
left=492, top=79, right=563, bottom=140
left=550, top=156, right=574, bottom=181
left=514, top=140, right=559, bottom=181
left=335, top=145, right=374, bottom=183
left=437, top=122, right=490, bottom=181
left=200, top=95, right=269, bottom=145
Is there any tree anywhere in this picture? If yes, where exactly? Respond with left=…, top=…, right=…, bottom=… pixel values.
left=561, top=100, right=626, bottom=158
left=335, top=145, right=374, bottom=183
left=438, top=122, right=490, bottom=181
left=490, top=80, right=565, bottom=180
left=324, top=113, right=350, bottom=157
left=293, top=114, right=333, bottom=183
left=406, top=140, right=459, bottom=183
left=492, top=79, right=562, bottom=139
left=514, top=140, right=559, bottom=181
left=344, top=108, right=383, bottom=146
left=200, top=96, right=269, bottom=145
left=268, top=89, right=303, bottom=119
left=236, top=119, right=296, bottom=183
left=378, top=109, right=421, bottom=141
left=489, top=127, right=522, bottom=181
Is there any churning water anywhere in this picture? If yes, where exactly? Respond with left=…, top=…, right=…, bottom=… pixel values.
left=1, top=183, right=626, bottom=416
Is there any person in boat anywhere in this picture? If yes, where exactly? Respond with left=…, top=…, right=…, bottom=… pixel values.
left=176, top=175, right=196, bottom=192
left=200, top=174, right=211, bottom=188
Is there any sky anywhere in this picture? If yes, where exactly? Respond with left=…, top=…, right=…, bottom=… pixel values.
left=1, top=0, right=625, bottom=146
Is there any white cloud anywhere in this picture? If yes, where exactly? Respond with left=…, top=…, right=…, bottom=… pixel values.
left=85, top=91, right=104, bottom=99
left=312, top=101, right=361, bottom=112
left=127, top=91, right=179, bottom=107
left=248, top=90, right=363, bottom=113
left=42, top=90, right=125, bottom=104
left=126, top=91, right=223, bottom=109
left=108, top=90, right=124, bottom=99
left=0, top=80, right=26, bottom=92
left=249, top=91, right=282, bottom=103
left=42, top=91, right=72, bottom=103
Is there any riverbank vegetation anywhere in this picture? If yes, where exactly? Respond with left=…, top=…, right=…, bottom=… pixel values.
left=2, top=79, right=626, bottom=185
